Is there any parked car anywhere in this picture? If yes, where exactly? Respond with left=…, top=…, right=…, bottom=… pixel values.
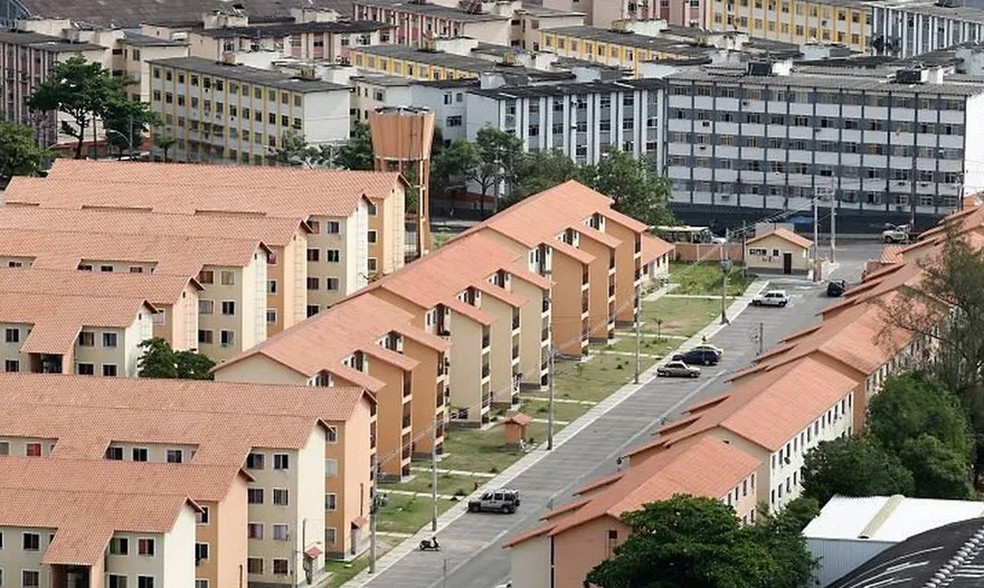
left=672, top=349, right=721, bottom=366
left=826, top=280, right=847, bottom=297
left=751, top=290, right=790, bottom=307
left=691, top=343, right=724, bottom=358
left=882, top=223, right=912, bottom=244
left=468, top=489, right=521, bottom=514
left=657, top=360, right=701, bottom=378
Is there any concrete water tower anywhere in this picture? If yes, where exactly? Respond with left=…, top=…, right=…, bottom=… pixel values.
left=368, top=106, right=435, bottom=261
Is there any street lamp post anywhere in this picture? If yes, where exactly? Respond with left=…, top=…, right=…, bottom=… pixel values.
left=104, top=128, right=134, bottom=159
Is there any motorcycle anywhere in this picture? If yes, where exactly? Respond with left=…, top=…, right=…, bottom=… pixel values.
left=419, top=537, right=441, bottom=551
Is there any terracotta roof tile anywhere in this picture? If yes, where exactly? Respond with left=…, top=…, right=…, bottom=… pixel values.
left=473, top=281, right=527, bottom=308
left=579, top=224, right=621, bottom=249
left=641, top=234, right=674, bottom=264
left=746, top=227, right=813, bottom=249
left=0, top=267, right=199, bottom=305
left=216, top=294, right=446, bottom=378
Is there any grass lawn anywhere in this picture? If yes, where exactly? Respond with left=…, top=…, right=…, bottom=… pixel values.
left=375, top=493, right=457, bottom=535
left=518, top=397, right=592, bottom=423
left=669, top=262, right=755, bottom=297
left=382, top=471, right=488, bottom=498
left=640, top=297, right=724, bottom=338
left=325, top=535, right=402, bottom=587
left=438, top=426, right=527, bottom=474
left=552, top=352, right=658, bottom=403
left=604, top=334, right=679, bottom=357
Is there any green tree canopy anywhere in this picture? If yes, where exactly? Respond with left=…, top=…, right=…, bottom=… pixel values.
left=137, top=338, right=214, bottom=380
left=0, top=121, right=51, bottom=188
left=431, top=138, right=480, bottom=204
left=103, top=96, right=159, bottom=158
left=586, top=495, right=814, bottom=588
left=506, top=149, right=578, bottom=205
left=335, top=121, right=373, bottom=170
left=801, top=436, right=915, bottom=505
left=576, top=150, right=674, bottom=227
left=899, top=434, right=975, bottom=499
left=469, top=126, right=524, bottom=216
left=174, top=350, right=216, bottom=380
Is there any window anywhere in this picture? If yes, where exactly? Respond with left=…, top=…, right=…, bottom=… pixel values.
left=325, top=458, right=338, bottom=477
left=248, top=488, right=264, bottom=504
left=247, top=558, right=264, bottom=574
left=326, top=527, right=337, bottom=545
left=198, top=330, right=214, bottom=345
left=103, top=364, right=118, bottom=377
left=196, top=507, right=210, bottom=525
left=106, top=446, right=124, bottom=460
left=368, top=258, right=377, bottom=273
left=368, top=230, right=378, bottom=244
left=101, top=265, right=114, bottom=273
left=307, top=305, right=320, bottom=318
left=198, top=270, right=214, bottom=284
left=446, top=115, right=462, bottom=127
left=326, top=278, right=340, bottom=291
left=109, top=575, right=128, bottom=588
left=273, top=488, right=290, bottom=506
left=325, top=221, right=340, bottom=234
left=195, top=581, right=208, bottom=588
left=4, top=328, right=18, bottom=343
left=366, top=201, right=377, bottom=216
left=326, top=249, right=340, bottom=263
left=273, top=524, right=289, bottom=541
left=308, top=220, right=320, bottom=233
left=274, top=454, right=289, bottom=470
left=307, top=277, right=320, bottom=291
left=246, top=453, right=265, bottom=469
left=273, top=559, right=289, bottom=575
left=326, top=426, right=338, bottom=443
left=78, top=331, right=95, bottom=346
left=195, top=543, right=209, bottom=562
left=22, top=571, right=39, bottom=588
left=25, top=443, right=41, bottom=457
left=22, top=533, right=40, bottom=551
left=138, top=538, right=156, bottom=556
left=133, top=447, right=148, bottom=462
left=4, top=360, right=19, bottom=373
left=248, top=523, right=263, bottom=539
left=166, top=449, right=183, bottom=464
left=325, top=493, right=337, bottom=510
left=220, top=330, right=235, bottom=348
left=137, top=577, right=154, bottom=588
left=103, top=332, right=118, bottom=348
left=221, top=301, right=236, bottom=316
left=266, top=310, right=278, bottom=324
left=220, top=271, right=236, bottom=286
left=267, top=280, right=278, bottom=295
left=0, top=442, right=7, bottom=455
left=307, top=249, right=320, bottom=262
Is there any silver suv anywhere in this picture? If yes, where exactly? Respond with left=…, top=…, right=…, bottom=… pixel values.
left=468, top=489, right=520, bottom=514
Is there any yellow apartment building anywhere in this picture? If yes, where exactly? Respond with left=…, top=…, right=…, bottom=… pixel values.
left=116, top=31, right=190, bottom=103
left=0, top=373, right=376, bottom=574
left=213, top=294, right=451, bottom=478
left=6, top=160, right=409, bottom=310
left=705, top=0, right=869, bottom=52
left=539, top=25, right=710, bottom=76
left=355, top=232, right=553, bottom=426
left=0, top=205, right=307, bottom=337
left=0, top=457, right=250, bottom=588
left=349, top=43, right=560, bottom=82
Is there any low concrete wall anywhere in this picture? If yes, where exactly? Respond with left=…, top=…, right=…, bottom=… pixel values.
left=673, top=243, right=744, bottom=263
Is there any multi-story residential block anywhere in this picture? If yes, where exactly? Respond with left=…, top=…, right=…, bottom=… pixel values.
left=354, top=0, right=511, bottom=46
left=0, top=28, right=107, bottom=150
left=7, top=159, right=408, bottom=310
left=466, top=180, right=647, bottom=354
left=641, top=233, right=674, bottom=286
left=353, top=231, right=551, bottom=426
left=351, top=74, right=412, bottom=125
left=0, top=373, right=376, bottom=572
left=0, top=267, right=201, bottom=351
left=542, top=0, right=658, bottom=27
left=213, top=294, right=451, bottom=477
left=0, top=204, right=309, bottom=337
left=0, top=225, right=270, bottom=360
left=539, top=25, right=711, bottom=76
left=466, top=78, right=663, bottom=167
left=506, top=436, right=761, bottom=588
left=869, top=0, right=984, bottom=58
left=704, top=0, right=869, bottom=52
left=147, top=56, right=351, bottom=164
left=663, top=61, right=982, bottom=223
left=0, top=291, right=153, bottom=377
left=116, top=31, right=190, bottom=103
left=0, top=456, right=250, bottom=588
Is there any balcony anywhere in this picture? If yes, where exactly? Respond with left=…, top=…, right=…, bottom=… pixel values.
left=609, top=255, right=615, bottom=270
left=482, top=364, right=491, bottom=379
left=402, top=414, right=412, bottom=429
left=512, top=344, right=520, bottom=359
left=582, top=295, right=589, bottom=314
left=512, top=312, right=520, bottom=330
left=482, top=333, right=491, bottom=349
left=403, top=379, right=411, bottom=398
left=436, top=386, right=445, bottom=407
left=582, top=268, right=590, bottom=285
left=542, top=297, right=551, bottom=313
left=541, top=326, right=550, bottom=342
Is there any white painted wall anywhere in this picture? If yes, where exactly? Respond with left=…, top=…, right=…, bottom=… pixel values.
left=161, top=506, right=197, bottom=588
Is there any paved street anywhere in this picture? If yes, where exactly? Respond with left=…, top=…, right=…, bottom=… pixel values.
left=350, top=241, right=880, bottom=588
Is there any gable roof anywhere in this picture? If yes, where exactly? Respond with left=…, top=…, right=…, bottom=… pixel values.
left=0, top=267, right=199, bottom=306
left=641, top=233, right=674, bottom=264
left=746, top=227, right=813, bottom=250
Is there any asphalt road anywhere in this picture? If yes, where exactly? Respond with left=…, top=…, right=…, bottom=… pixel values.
left=358, top=241, right=880, bottom=588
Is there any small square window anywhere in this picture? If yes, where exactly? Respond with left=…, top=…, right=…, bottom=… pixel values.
left=166, top=449, right=183, bottom=464
left=133, top=447, right=148, bottom=462
left=273, top=488, right=290, bottom=506
left=246, top=453, right=265, bottom=469
left=109, top=537, right=129, bottom=555
left=274, top=454, right=290, bottom=470
left=273, top=559, right=289, bottom=575
left=138, top=538, right=156, bottom=556
left=22, top=532, right=40, bottom=551
left=196, top=506, right=210, bottom=525
left=247, top=488, right=264, bottom=504
left=247, top=558, right=264, bottom=574
left=105, top=446, right=124, bottom=460
left=102, top=364, right=118, bottom=377
left=102, top=332, right=118, bottom=347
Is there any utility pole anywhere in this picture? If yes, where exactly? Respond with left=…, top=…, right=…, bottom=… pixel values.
left=547, top=347, right=555, bottom=450
left=758, top=322, right=764, bottom=355
left=812, top=193, right=820, bottom=263
left=829, top=189, right=837, bottom=263
left=442, top=558, right=449, bottom=588
left=633, top=307, right=641, bottom=384
left=719, top=242, right=731, bottom=325
left=369, top=456, right=378, bottom=574
left=431, top=417, right=439, bottom=532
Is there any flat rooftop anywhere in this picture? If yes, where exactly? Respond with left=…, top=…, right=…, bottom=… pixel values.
left=195, top=19, right=391, bottom=38
left=544, top=25, right=715, bottom=56
left=0, top=29, right=103, bottom=51
left=352, top=43, right=575, bottom=80
left=147, top=56, right=349, bottom=93
left=353, top=0, right=509, bottom=22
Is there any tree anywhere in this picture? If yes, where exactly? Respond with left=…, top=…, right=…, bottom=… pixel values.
left=137, top=337, right=214, bottom=380
left=868, top=372, right=973, bottom=461
left=577, top=150, right=674, bottom=227
left=156, top=133, right=178, bottom=163
left=470, top=126, right=523, bottom=216
left=273, top=129, right=318, bottom=166
left=801, top=436, right=914, bottom=505
left=103, top=97, right=159, bottom=158
left=431, top=139, right=480, bottom=209
left=335, top=122, right=373, bottom=170
left=586, top=495, right=814, bottom=588
left=506, top=149, right=578, bottom=206
left=747, top=497, right=819, bottom=588
left=899, top=434, right=975, bottom=499
left=0, top=121, right=51, bottom=188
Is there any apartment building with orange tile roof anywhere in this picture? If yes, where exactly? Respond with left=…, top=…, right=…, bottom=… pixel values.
left=0, top=267, right=202, bottom=351
left=213, top=293, right=451, bottom=477
left=353, top=232, right=553, bottom=426
left=0, top=373, right=376, bottom=573
left=0, top=484, right=200, bottom=588
left=5, top=158, right=408, bottom=309
left=0, top=456, right=250, bottom=588
left=0, top=227, right=270, bottom=360
left=640, top=233, right=673, bottom=285
left=0, top=199, right=310, bottom=337
left=461, top=180, right=648, bottom=355
left=505, top=436, right=761, bottom=588
left=625, top=357, right=859, bottom=512
left=0, top=290, right=155, bottom=378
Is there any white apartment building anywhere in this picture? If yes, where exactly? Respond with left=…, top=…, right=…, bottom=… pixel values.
left=465, top=78, right=663, bottom=166
left=147, top=56, right=351, bottom=165
left=664, top=61, right=984, bottom=218
left=870, top=0, right=984, bottom=58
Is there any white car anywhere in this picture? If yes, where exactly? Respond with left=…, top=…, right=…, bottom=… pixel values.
left=752, top=290, right=790, bottom=307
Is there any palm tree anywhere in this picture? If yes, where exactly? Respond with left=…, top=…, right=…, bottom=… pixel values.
left=156, top=133, right=177, bottom=163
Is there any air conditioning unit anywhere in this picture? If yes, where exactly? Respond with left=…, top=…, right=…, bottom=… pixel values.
left=701, top=120, right=711, bottom=127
